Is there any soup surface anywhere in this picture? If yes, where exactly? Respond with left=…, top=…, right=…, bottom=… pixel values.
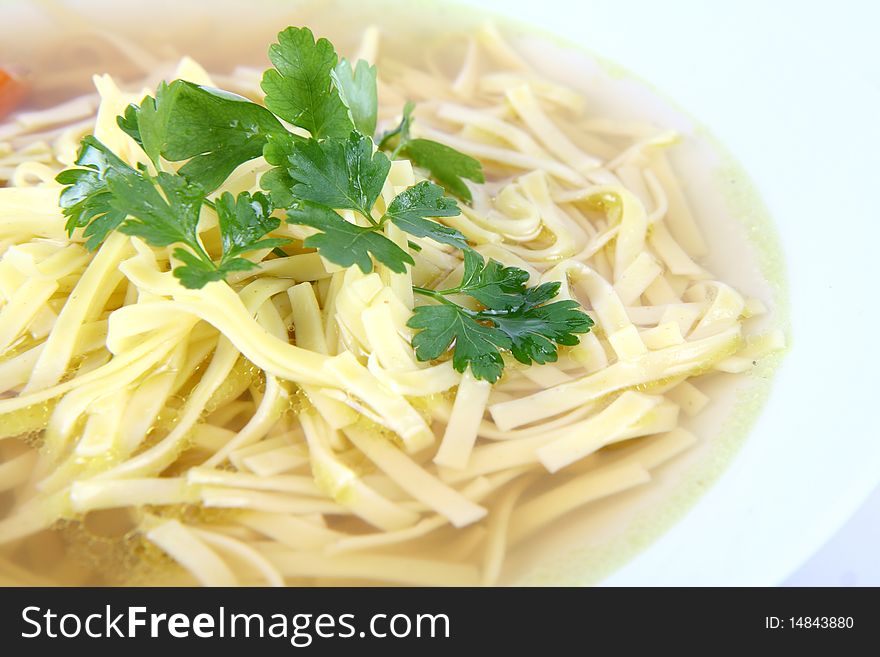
left=0, top=0, right=787, bottom=585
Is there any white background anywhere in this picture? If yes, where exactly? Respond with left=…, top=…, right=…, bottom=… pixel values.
left=786, top=487, right=880, bottom=585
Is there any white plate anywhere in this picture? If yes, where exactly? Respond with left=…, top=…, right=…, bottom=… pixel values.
left=463, top=0, right=880, bottom=585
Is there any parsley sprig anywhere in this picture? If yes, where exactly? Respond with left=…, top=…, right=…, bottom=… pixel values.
left=57, top=136, right=287, bottom=288
left=55, top=25, right=594, bottom=381
left=173, top=190, right=288, bottom=288
left=409, top=250, right=594, bottom=382
left=272, top=130, right=465, bottom=273
left=261, top=26, right=354, bottom=140
left=379, top=101, right=485, bottom=203
left=118, top=80, right=287, bottom=193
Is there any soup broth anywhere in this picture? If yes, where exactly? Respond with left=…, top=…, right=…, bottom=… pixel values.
left=0, top=0, right=787, bottom=586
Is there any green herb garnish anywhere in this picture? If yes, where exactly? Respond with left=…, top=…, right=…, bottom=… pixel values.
left=58, top=137, right=287, bottom=288
left=261, top=26, right=354, bottom=140
left=279, top=131, right=390, bottom=220
left=118, top=81, right=287, bottom=192
left=384, top=180, right=466, bottom=250
left=332, top=58, right=378, bottom=137
left=271, top=131, right=466, bottom=272
left=410, top=250, right=594, bottom=382
left=379, top=101, right=485, bottom=203
left=56, top=136, right=133, bottom=251
left=289, top=200, right=413, bottom=274
left=56, top=24, right=593, bottom=381
left=173, top=190, right=287, bottom=289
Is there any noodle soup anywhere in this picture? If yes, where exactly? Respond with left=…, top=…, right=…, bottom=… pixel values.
left=0, top=0, right=787, bottom=586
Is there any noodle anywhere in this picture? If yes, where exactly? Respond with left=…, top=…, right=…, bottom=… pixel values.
left=0, top=15, right=784, bottom=587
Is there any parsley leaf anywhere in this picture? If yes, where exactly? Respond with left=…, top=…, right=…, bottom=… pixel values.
left=55, top=136, right=131, bottom=251
left=261, top=26, right=353, bottom=139
left=379, top=102, right=484, bottom=203
left=408, top=251, right=594, bottom=381
left=489, top=296, right=594, bottom=366
left=57, top=134, right=287, bottom=289
left=378, top=100, right=414, bottom=151
left=408, top=304, right=510, bottom=383
left=276, top=139, right=466, bottom=272
left=112, top=170, right=205, bottom=248
left=288, top=200, right=413, bottom=273
left=259, top=165, right=298, bottom=210
left=215, top=190, right=288, bottom=261
left=262, top=131, right=301, bottom=209
left=116, top=103, right=143, bottom=146
left=275, top=131, right=390, bottom=220
left=173, top=191, right=288, bottom=288
left=403, top=139, right=485, bottom=204
left=452, top=248, right=531, bottom=310
left=332, top=58, right=378, bottom=137
left=384, top=180, right=467, bottom=250
left=170, top=248, right=228, bottom=288
left=120, top=81, right=287, bottom=192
